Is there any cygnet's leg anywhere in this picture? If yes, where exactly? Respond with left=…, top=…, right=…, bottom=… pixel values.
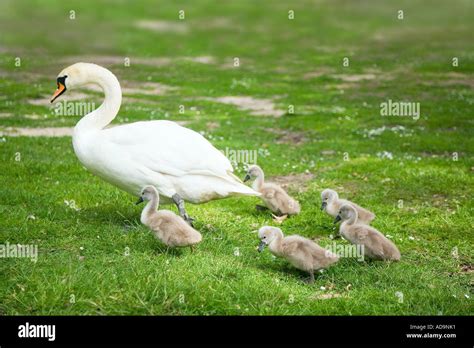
left=172, top=193, right=195, bottom=226
left=331, top=232, right=342, bottom=240
left=305, top=270, right=315, bottom=284
left=255, top=204, right=269, bottom=212
left=331, top=225, right=342, bottom=239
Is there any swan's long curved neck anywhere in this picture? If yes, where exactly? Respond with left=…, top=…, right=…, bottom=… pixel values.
left=75, top=66, right=122, bottom=133
left=268, top=234, right=283, bottom=255
left=343, top=213, right=358, bottom=226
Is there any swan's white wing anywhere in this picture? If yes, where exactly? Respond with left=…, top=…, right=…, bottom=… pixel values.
left=102, top=120, right=233, bottom=179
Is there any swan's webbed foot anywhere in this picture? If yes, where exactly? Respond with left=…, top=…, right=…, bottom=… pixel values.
left=272, top=214, right=288, bottom=224
left=172, top=193, right=195, bottom=226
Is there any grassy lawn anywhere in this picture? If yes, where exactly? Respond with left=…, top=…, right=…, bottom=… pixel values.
left=0, top=0, right=472, bottom=315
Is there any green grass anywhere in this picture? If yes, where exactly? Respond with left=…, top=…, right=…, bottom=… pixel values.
left=0, top=0, right=473, bottom=315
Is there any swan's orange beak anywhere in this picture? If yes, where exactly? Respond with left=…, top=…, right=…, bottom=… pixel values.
left=50, top=81, right=66, bottom=103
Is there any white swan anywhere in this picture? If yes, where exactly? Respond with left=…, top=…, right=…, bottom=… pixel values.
left=50, top=63, right=259, bottom=223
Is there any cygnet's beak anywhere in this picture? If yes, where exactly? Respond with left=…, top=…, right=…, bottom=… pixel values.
left=333, top=215, right=342, bottom=224
left=257, top=240, right=266, bottom=253
left=321, top=202, right=327, bottom=211
left=135, top=197, right=144, bottom=205
left=50, top=77, right=67, bottom=103
left=243, top=174, right=251, bottom=182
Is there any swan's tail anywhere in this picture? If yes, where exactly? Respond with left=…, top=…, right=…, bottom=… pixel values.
left=226, top=171, right=261, bottom=197
left=229, top=185, right=261, bottom=197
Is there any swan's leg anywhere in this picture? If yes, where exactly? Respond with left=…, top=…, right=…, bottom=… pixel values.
left=172, top=193, right=195, bottom=226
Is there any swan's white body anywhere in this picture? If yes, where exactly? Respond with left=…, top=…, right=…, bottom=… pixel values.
left=63, top=63, right=259, bottom=203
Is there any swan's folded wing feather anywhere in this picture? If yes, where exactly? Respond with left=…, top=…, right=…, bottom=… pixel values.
left=102, top=120, right=234, bottom=178
left=350, top=201, right=375, bottom=218
left=352, top=226, right=370, bottom=242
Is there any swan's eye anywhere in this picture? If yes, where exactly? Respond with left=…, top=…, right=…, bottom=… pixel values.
left=56, top=76, right=67, bottom=88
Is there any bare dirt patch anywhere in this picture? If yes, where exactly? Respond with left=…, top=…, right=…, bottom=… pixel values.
left=324, top=82, right=355, bottom=90
left=60, top=55, right=215, bottom=68
left=27, top=98, right=52, bottom=107
left=209, top=96, right=285, bottom=117
left=321, top=150, right=336, bottom=156
left=75, top=81, right=177, bottom=96
left=135, top=20, right=188, bottom=34
left=174, top=120, right=191, bottom=126
left=122, top=82, right=177, bottom=96
left=61, top=55, right=172, bottom=67
left=28, top=91, right=97, bottom=107
left=0, top=112, right=13, bottom=118
left=185, top=56, right=215, bottom=64
left=219, top=57, right=256, bottom=70
left=267, top=128, right=307, bottom=145
left=0, top=120, right=191, bottom=137
left=431, top=194, right=449, bottom=208
left=61, top=55, right=130, bottom=66
left=268, top=172, right=315, bottom=192
left=0, top=127, right=74, bottom=137
left=194, top=17, right=234, bottom=29
left=206, top=121, right=220, bottom=130
left=121, top=97, right=159, bottom=105
left=24, top=114, right=45, bottom=120
left=27, top=81, right=177, bottom=107
left=310, top=293, right=345, bottom=300
left=303, top=67, right=334, bottom=80
left=332, top=73, right=377, bottom=82
left=460, top=264, right=473, bottom=273
left=427, top=72, right=474, bottom=89
left=324, top=70, right=395, bottom=91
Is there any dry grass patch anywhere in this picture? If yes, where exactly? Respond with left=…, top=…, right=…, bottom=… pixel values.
left=209, top=96, right=285, bottom=117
